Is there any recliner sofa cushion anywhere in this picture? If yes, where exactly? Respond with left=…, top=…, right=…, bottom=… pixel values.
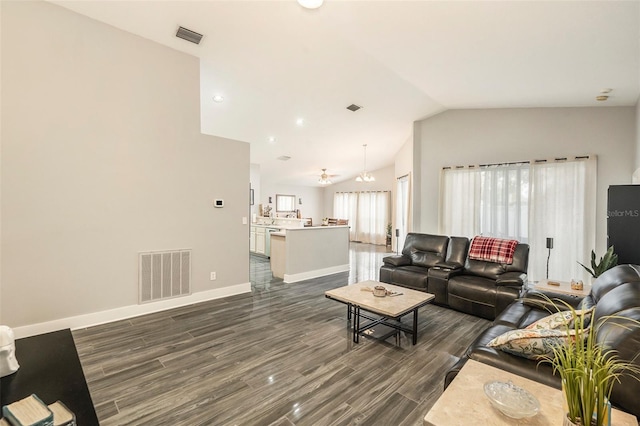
left=401, top=233, right=449, bottom=268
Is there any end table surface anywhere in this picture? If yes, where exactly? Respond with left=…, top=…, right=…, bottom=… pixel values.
left=325, top=280, right=435, bottom=317
left=423, top=359, right=637, bottom=426
left=533, top=279, right=591, bottom=297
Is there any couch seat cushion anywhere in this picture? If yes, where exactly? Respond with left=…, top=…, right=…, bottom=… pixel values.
left=448, top=275, right=496, bottom=306
left=492, top=302, right=550, bottom=329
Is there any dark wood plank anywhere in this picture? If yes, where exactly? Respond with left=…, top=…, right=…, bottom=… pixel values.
left=73, top=243, right=490, bottom=425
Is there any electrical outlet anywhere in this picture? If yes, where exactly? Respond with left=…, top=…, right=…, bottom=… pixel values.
left=210, top=272, right=217, bottom=280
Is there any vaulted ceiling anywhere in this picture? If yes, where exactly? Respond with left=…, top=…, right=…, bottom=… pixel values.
left=51, top=0, right=640, bottom=186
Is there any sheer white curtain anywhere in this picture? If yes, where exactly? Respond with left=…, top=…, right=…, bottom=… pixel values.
left=528, top=157, right=596, bottom=282
left=333, top=192, right=358, bottom=240
left=440, top=167, right=480, bottom=237
left=440, top=157, right=596, bottom=282
left=478, top=165, right=529, bottom=242
left=395, top=174, right=411, bottom=252
left=356, top=191, right=390, bottom=245
left=334, top=191, right=390, bottom=245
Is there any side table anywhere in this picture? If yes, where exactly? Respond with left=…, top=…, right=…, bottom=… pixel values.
left=531, top=279, right=591, bottom=297
left=424, top=359, right=637, bottom=426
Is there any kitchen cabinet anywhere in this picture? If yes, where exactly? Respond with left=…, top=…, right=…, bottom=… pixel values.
left=250, top=225, right=279, bottom=257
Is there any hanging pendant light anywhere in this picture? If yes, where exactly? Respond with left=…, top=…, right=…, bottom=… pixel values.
left=355, top=144, right=375, bottom=182
left=318, top=168, right=332, bottom=185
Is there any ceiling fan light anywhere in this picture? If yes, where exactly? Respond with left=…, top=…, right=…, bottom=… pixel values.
left=297, top=0, right=323, bottom=9
left=319, top=168, right=332, bottom=185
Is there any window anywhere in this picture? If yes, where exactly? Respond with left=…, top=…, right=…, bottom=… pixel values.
left=334, top=191, right=390, bottom=245
left=440, top=157, right=596, bottom=282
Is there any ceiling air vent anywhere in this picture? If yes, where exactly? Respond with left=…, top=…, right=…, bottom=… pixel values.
left=346, top=104, right=362, bottom=112
left=277, top=156, right=291, bottom=161
left=176, top=26, right=203, bottom=45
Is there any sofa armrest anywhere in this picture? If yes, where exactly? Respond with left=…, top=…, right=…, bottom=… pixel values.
left=520, top=289, right=583, bottom=312
left=496, top=272, right=526, bottom=286
left=382, top=255, right=411, bottom=267
left=429, top=264, right=463, bottom=279
left=435, top=260, right=464, bottom=270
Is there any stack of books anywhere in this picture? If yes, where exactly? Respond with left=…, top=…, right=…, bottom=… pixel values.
left=1, top=395, right=75, bottom=426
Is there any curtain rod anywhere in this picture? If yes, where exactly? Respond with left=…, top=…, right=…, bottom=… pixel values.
left=442, top=155, right=592, bottom=170
left=335, top=190, right=390, bottom=194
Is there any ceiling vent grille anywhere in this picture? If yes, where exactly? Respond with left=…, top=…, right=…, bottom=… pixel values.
left=346, top=104, right=362, bottom=112
left=277, top=156, right=292, bottom=161
left=176, top=26, right=203, bottom=45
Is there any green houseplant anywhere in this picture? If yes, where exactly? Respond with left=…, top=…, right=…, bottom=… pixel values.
left=542, top=303, right=640, bottom=426
left=578, top=246, right=618, bottom=278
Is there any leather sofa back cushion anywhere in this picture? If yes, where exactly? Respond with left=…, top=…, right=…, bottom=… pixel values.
left=402, top=233, right=449, bottom=267
left=409, top=249, right=443, bottom=268
left=465, top=244, right=529, bottom=280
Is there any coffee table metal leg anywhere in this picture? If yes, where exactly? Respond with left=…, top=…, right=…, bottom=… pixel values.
left=347, top=303, right=352, bottom=321
left=412, top=308, right=418, bottom=345
left=353, top=306, right=360, bottom=343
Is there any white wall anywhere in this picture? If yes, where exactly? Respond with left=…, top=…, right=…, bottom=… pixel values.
left=414, top=107, right=636, bottom=255
left=392, top=137, right=413, bottom=252
left=1, top=1, right=250, bottom=330
left=259, top=181, right=324, bottom=225
left=250, top=163, right=261, bottom=221
left=322, top=165, right=395, bottom=219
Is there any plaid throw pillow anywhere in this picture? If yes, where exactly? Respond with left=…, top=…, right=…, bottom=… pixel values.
left=468, top=236, right=518, bottom=264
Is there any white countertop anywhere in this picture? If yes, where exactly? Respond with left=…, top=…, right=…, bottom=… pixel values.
left=286, top=225, right=349, bottom=230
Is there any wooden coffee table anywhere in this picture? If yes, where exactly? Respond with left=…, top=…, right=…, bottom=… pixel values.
left=325, top=281, right=435, bottom=345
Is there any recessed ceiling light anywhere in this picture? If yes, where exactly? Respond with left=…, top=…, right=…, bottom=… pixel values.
left=296, top=118, right=304, bottom=126
left=268, top=137, right=276, bottom=143
left=212, top=95, right=224, bottom=103
left=297, top=0, right=323, bottom=9
left=600, top=88, right=613, bottom=94
left=596, top=95, right=609, bottom=101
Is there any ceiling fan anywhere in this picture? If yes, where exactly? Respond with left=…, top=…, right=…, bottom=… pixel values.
left=318, top=168, right=338, bottom=185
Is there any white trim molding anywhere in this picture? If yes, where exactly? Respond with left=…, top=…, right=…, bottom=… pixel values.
left=283, top=264, right=349, bottom=283
left=13, top=283, right=251, bottom=339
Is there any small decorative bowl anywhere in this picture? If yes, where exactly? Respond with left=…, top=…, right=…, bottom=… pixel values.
left=373, top=286, right=387, bottom=297
left=483, top=380, right=540, bottom=419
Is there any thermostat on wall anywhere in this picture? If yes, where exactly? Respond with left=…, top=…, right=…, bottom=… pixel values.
left=214, top=199, right=224, bottom=208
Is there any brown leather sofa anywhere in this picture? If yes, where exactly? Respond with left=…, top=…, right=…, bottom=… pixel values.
left=380, top=233, right=529, bottom=320
left=379, top=233, right=450, bottom=292
left=445, top=264, right=640, bottom=420
left=444, top=243, right=529, bottom=320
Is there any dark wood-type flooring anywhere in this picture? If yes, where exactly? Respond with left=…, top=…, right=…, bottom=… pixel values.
left=73, top=243, right=490, bottom=425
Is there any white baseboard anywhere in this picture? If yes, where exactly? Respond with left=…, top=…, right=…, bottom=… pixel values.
left=13, top=282, right=252, bottom=339
left=284, top=264, right=350, bottom=283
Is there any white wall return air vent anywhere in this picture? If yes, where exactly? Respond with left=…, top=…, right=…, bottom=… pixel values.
left=139, top=249, right=191, bottom=304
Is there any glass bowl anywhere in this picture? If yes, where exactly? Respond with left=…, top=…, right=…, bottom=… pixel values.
left=483, top=380, right=540, bottom=419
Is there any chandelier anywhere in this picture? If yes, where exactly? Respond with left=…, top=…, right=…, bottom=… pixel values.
left=355, top=144, right=375, bottom=182
left=318, top=169, right=332, bottom=185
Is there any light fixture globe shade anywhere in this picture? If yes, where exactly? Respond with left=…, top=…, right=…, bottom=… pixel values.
left=298, top=0, right=323, bottom=9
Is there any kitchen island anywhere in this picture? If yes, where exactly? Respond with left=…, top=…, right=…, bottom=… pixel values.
left=270, top=226, right=349, bottom=283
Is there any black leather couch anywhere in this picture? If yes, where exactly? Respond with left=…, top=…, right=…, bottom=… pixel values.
left=379, top=233, right=450, bottom=292
left=380, top=233, right=529, bottom=320
left=445, top=264, right=640, bottom=420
